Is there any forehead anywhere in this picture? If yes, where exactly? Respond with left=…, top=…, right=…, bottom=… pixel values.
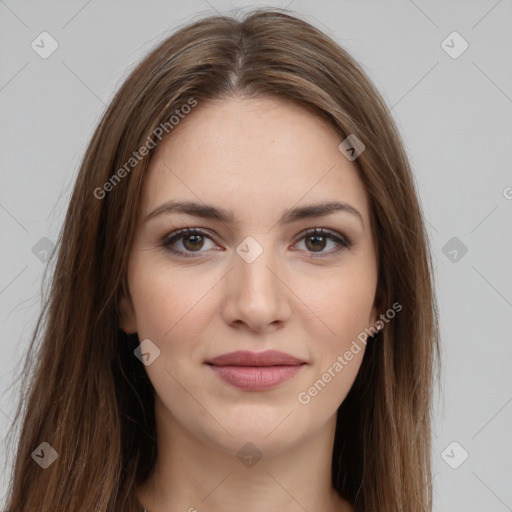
left=140, top=96, right=371, bottom=228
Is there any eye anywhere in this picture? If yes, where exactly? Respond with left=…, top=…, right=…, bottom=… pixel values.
left=161, top=227, right=218, bottom=258
left=293, top=228, right=352, bottom=258
left=160, top=227, right=352, bottom=258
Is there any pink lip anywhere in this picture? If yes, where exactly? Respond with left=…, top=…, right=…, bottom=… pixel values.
left=205, top=350, right=306, bottom=390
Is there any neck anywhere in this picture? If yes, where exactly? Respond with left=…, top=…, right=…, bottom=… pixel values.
left=136, top=397, right=353, bottom=512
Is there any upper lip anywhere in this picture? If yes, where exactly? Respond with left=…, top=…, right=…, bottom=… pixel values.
left=205, top=350, right=306, bottom=367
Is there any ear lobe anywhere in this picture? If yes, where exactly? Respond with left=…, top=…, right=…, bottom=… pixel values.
left=119, top=291, right=137, bottom=334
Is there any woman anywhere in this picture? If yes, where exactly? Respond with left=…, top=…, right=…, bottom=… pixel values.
left=4, top=8, right=439, bottom=512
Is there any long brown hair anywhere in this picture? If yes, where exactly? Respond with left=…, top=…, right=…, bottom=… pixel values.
left=4, top=8, right=439, bottom=511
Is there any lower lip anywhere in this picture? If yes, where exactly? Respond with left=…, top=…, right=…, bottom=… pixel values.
left=207, top=364, right=304, bottom=390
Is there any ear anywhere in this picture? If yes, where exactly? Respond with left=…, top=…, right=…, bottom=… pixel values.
left=119, top=289, right=138, bottom=334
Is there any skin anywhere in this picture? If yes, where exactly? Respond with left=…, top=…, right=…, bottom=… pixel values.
left=120, top=96, right=380, bottom=512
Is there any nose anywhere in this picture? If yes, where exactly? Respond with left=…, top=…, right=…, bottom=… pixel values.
left=220, top=237, right=291, bottom=333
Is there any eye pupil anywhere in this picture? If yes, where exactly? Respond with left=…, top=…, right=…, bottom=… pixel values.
left=183, top=234, right=204, bottom=251
left=306, top=235, right=326, bottom=252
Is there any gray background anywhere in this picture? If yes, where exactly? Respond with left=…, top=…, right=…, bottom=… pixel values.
left=1, top=0, right=511, bottom=510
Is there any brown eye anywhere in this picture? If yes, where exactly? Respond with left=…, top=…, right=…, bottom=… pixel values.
left=161, top=227, right=351, bottom=259
left=305, top=233, right=328, bottom=252
left=182, top=233, right=205, bottom=251
left=161, top=228, right=217, bottom=258
left=295, top=228, right=351, bottom=258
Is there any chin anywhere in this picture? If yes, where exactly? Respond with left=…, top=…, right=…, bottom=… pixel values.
left=199, top=419, right=305, bottom=459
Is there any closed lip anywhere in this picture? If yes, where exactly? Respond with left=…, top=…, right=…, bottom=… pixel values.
left=205, top=350, right=306, bottom=367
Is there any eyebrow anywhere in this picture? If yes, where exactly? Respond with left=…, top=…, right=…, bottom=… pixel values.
left=144, top=199, right=363, bottom=226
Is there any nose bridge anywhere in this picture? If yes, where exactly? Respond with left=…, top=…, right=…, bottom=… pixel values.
left=235, top=234, right=280, bottom=298
left=223, top=234, right=290, bottom=329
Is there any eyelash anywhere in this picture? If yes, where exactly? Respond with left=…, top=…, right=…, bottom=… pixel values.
left=160, top=227, right=352, bottom=259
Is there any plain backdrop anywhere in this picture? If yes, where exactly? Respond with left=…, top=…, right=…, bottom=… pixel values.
left=1, top=1, right=511, bottom=510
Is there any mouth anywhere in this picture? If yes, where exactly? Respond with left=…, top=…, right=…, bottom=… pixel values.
left=205, top=350, right=306, bottom=390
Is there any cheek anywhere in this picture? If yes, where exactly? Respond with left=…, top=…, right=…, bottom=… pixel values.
left=128, top=257, right=215, bottom=344
left=298, top=263, right=377, bottom=341
left=292, top=261, right=377, bottom=407
left=296, top=273, right=373, bottom=410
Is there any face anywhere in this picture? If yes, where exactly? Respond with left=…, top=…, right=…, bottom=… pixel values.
left=120, top=95, right=379, bottom=456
